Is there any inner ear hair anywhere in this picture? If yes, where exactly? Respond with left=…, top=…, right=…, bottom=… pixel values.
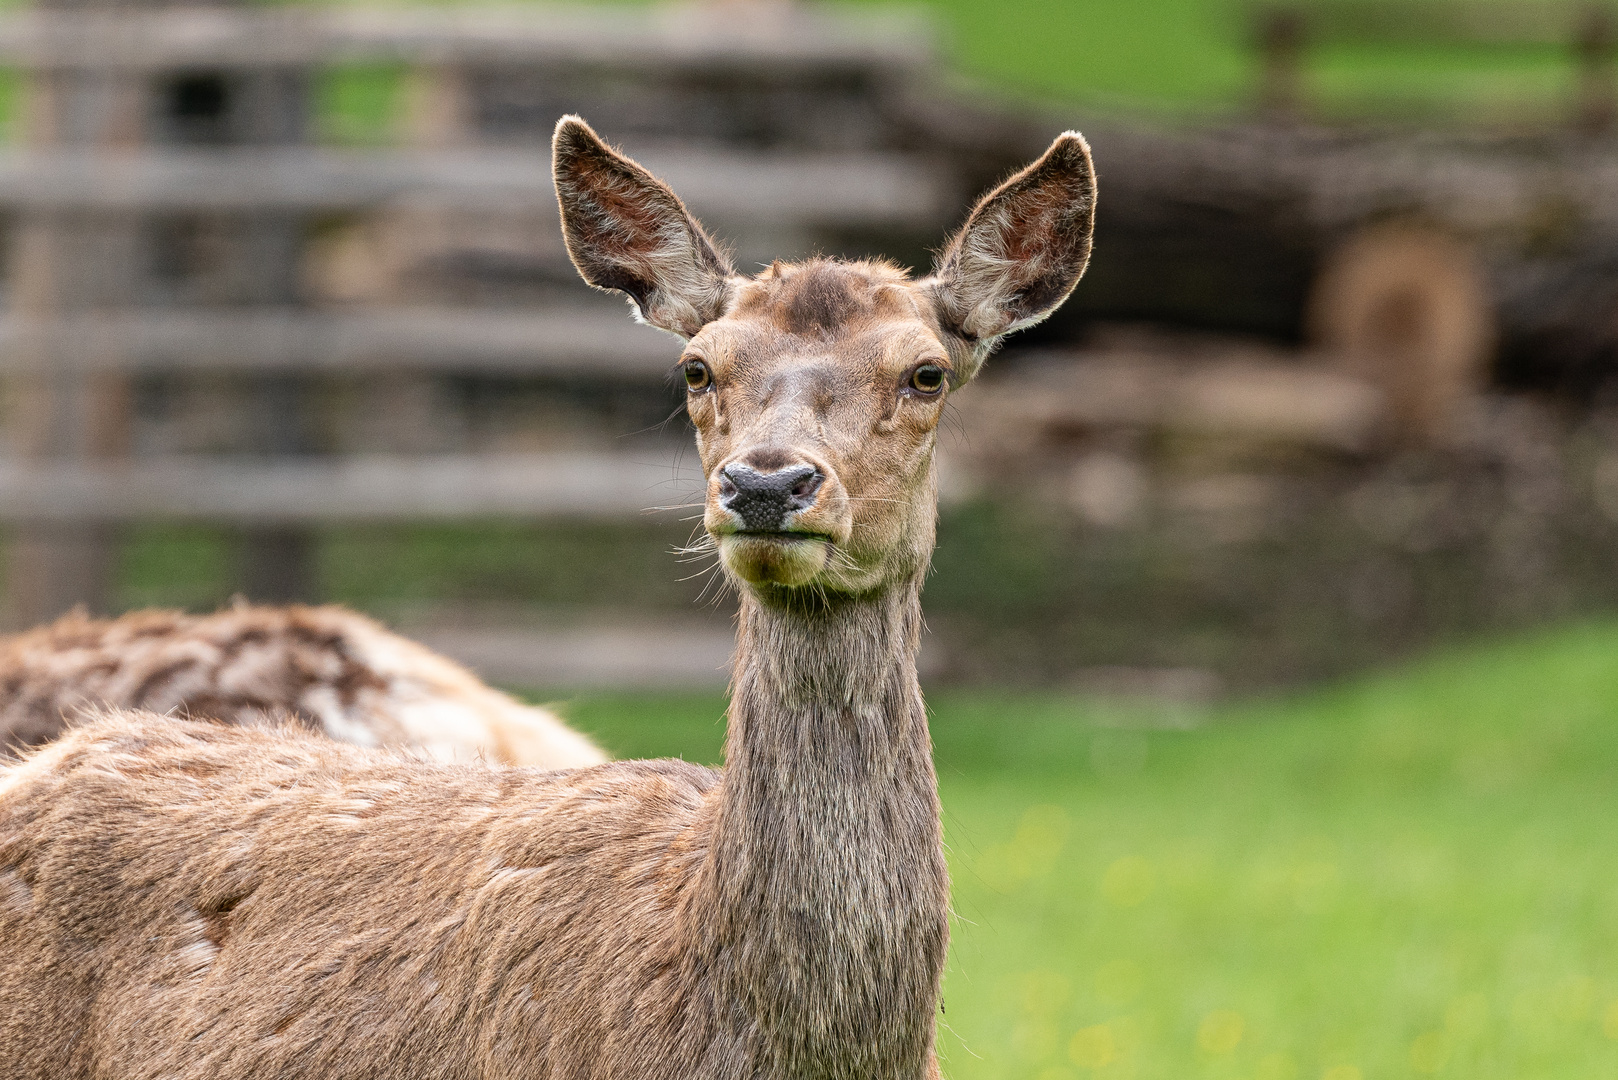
left=930, top=131, right=1097, bottom=367
left=552, top=115, right=735, bottom=337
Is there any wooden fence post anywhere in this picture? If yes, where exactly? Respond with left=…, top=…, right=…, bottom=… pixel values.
left=2, top=0, right=146, bottom=628
left=1256, top=7, right=1307, bottom=123
left=150, top=62, right=318, bottom=602
left=1575, top=4, right=1618, bottom=135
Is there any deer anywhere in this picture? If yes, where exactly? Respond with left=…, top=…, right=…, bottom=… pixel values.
left=0, top=115, right=1095, bottom=1080
left=0, top=603, right=605, bottom=769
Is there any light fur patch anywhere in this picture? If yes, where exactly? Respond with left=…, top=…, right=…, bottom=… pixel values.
left=0, top=734, right=79, bottom=801
left=0, top=869, right=31, bottom=913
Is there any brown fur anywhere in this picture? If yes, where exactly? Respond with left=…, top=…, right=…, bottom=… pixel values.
left=769, top=260, right=881, bottom=336
left=0, top=117, right=1095, bottom=1079
left=0, top=604, right=605, bottom=769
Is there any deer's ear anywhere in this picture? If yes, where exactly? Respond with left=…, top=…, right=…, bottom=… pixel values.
left=552, top=115, right=735, bottom=337
left=929, top=132, right=1096, bottom=375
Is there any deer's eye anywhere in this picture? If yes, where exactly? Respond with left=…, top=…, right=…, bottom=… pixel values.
left=908, top=364, right=946, bottom=395
left=683, top=360, right=712, bottom=392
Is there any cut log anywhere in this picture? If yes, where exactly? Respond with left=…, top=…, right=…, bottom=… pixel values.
left=1307, top=222, right=1494, bottom=440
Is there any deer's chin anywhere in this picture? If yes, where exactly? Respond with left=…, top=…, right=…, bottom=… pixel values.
left=718, top=533, right=831, bottom=587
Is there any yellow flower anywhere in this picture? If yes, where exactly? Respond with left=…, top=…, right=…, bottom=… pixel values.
left=1409, top=1030, right=1448, bottom=1073
left=1196, top=1009, right=1244, bottom=1055
left=1093, top=959, right=1143, bottom=1008
left=1101, top=857, right=1155, bottom=908
left=1069, top=1024, right=1118, bottom=1069
left=1602, top=998, right=1618, bottom=1039
left=1256, top=1052, right=1298, bottom=1080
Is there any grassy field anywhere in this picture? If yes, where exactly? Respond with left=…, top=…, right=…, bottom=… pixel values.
left=849, top=0, right=1580, bottom=119
left=547, top=620, right=1618, bottom=1079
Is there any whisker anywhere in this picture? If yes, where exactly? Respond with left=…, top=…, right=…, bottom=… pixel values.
left=697, top=569, right=737, bottom=606
left=617, top=401, right=690, bottom=440
left=941, top=400, right=972, bottom=448
left=643, top=502, right=709, bottom=513
left=676, top=562, right=725, bottom=584
left=829, top=548, right=863, bottom=575
left=673, top=541, right=719, bottom=559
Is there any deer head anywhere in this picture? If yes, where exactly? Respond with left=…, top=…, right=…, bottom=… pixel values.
left=554, top=116, right=1095, bottom=597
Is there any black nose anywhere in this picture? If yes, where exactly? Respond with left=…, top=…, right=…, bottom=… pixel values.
left=719, top=463, right=824, bottom=532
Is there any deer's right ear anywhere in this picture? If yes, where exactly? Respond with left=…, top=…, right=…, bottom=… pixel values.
left=553, top=116, right=735, bottom=338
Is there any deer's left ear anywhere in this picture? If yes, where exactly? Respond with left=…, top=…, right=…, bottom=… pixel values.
left=928, top=131, right=1096, bottom=378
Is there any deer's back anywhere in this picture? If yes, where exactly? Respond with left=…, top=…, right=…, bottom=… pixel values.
left=0, top=714, right=718, bottom=1080
left=0, top=605, right=605, bottom=769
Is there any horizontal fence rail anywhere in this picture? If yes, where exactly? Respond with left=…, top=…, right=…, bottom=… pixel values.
left=0, top=306, right=679, bottom=376
left=0, top=450, right=707, bottom=523
left=0, top=148, right=954, bottom=225
left=0, top=5, right=935, bottom=71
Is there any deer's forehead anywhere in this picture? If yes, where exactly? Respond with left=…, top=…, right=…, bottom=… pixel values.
left=689, top=262, right=946, bottom=397
left=699, top=266, right=944, bottom=384
left=725, top=259, right=925, bottom=326
left=699, top=318, right=942, bottom=383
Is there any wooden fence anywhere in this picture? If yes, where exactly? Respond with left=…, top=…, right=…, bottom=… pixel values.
left=0, top=1, right=955, bottom=625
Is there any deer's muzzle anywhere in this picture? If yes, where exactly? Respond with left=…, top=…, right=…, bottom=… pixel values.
left=706, top=450, right=848, bottom=587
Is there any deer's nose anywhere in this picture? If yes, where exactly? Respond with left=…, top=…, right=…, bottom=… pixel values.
left=719, top=463, right=824, bottom=532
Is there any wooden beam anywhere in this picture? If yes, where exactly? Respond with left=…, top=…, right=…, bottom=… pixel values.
left=0, top=6, right=935, bottom=72
left=0, top=305, right=679, bottom=376
left=0, top=147, right=954, bottom=226
left=0, top=450, right=705, bottom=523
left=409, top=622, right=736, bottom=690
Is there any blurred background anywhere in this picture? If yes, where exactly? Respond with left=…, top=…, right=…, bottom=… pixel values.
left=10, top=0, right=1618, bottom=695
left=10, top=0, right=1618, bottom=1076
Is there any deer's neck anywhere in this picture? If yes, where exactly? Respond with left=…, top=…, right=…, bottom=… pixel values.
left=694, top=580, right=948, bottom=1079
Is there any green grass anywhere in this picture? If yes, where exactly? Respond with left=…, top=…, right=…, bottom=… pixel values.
left=111, top=521, right=707, bottom=617
left=858, top=0, right=1256, bottom=111
left=839, top=0, right=1588, bottom=118
left=315, top=64, right=407, bottom=146
left=545, top=619, right=1618, bottom=1079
